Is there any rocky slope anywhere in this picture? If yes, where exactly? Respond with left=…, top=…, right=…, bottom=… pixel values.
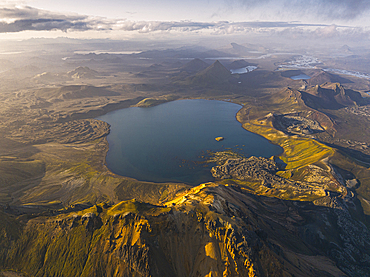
left=2, top=182, right=370, bottom=276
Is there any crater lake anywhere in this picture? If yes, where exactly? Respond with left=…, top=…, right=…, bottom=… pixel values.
left=97, top=99, right=282, bottom=185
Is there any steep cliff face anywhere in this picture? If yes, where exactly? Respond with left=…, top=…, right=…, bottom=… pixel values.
left=3, top=182, right=369, bottom=276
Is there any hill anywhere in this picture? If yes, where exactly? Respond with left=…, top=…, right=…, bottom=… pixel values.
left=307, top=70, right=352, bottom=86
left=180, top=58, right=209, bottom=73
left=32, top=72, right=66, bottom=83
left=280, top=69, right=305, bottom=78
left=220, top=42, right=268, bottom=56
left=186, top=60, right=232, bottom=85
left=228, top=42, right=250, bottom=56
left=35, top=85, right=120, bottom=100
left=301, top=83, right=364, bottom=109
left=226, top=59, right=257, bottom=70
left=67, top=66, right=99, bottom=79
left=2, top=181, right=369, bottom=276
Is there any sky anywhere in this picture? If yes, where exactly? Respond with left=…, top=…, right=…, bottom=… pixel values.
left=0, top=0, right=369, bottom=42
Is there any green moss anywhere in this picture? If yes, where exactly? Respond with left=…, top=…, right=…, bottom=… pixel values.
left=108, top=199, right=152, bottom=215
left=242, top=121, right=334, bottom=170
left=114, top=178, right=189, bottom=205
left=75, top=204, right=103, bottom=217
left=206, top=150, right=244, bottom=165
left=67, top=163, right=99, bottom=180
left=0, top=211, right=22, bottom=269
left=136, top=98, right=166, bottom=107
left=159, top=189, right=169, bottom=201
left=107, top=199, right=171, bottom=217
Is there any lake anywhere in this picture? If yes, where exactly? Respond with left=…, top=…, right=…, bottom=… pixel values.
left=230, top=66, right=257, bottom=74
left=97, top=99, right=282, bottom=185
left=290, top=74, right=311, bottom=80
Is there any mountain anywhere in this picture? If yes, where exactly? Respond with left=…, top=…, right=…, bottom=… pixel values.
left=307, top=70, right=352, bottom=86
left=2, top=181, right=369, bottom=276
left=280, top=69, right=305, bottom=78
left=229, top=42, right=250, bottom=56
left=339, top=44, right=353, bottom=54
left=198, top=49, right=234, bottom=59
left=32, top=72, right=66, bottom=83
left=219, top=42, right=268, bottom=56
left=187, top=60, right=232, bottom=85
left=35, top=85, right=120, bottom=100
left=67, top=66, right=99, bottom=79
left=180, top=58, right=209, bottom=73
left=322, top=82, right=364, bottom=106
left=301, top=83, right=364, bottom=109
left=32, top=67, right=99, bottom=84
left=73, top=53, right=124, bottom=64
left=226, top=59, right=257, bottom=70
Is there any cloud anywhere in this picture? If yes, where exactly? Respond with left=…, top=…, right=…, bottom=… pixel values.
left=266, top=23, right=370, bottom=43
left=0, top=4, right=368, bottom=43
left=0, top=5, right=85, bottom=22
left=229, top=0, right=370, bottom=20
left=0, top=19, right=87, bottom=32
left=0, top=5, right=111, bottom=32
left=0, top=6, right=217, bottom=33
left=0, top=5, right=327, bottom=34
left=113, top=20, right=215, bottom=33
left=113, top=20, right=331, bottom=34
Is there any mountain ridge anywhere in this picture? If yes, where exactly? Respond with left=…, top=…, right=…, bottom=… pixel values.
left=3, top=182, right=368, bottom=276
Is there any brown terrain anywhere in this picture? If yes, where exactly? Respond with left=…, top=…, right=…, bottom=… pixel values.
left=1, top=43, right=370, bottom=276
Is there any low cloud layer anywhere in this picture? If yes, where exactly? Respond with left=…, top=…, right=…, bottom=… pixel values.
left=0, top=5, right=368, bottom=42
left=0, top=5, right=329, bottom=34
left=230, top=0, right=370, bottom=20
left=113, top=20, right=329, bottom=33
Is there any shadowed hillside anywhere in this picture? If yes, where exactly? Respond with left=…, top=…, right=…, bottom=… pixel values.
left=226, top=59, right=257, bottom=70
left=180, top=58, right=209, bottom=73
left=301, top=83, right=364, bottom=110
left=185, top=60, right=232, bottom=86
left=307, top=70, right=353, bottom=86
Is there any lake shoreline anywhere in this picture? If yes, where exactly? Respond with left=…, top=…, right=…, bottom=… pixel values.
left=96, top=99, right=282, bottom=185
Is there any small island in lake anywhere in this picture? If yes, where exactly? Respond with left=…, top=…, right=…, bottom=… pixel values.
left=215, top=136, right=224, bottom=141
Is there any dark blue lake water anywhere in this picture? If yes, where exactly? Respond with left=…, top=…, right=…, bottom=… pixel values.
left=97, top=99, right=282, bottom=185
